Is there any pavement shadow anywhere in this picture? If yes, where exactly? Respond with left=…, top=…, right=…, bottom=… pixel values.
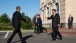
left=12, top=34, right=33, bottom=43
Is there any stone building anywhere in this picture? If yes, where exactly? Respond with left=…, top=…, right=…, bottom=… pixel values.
left=40, top=0, right=76, bottom=28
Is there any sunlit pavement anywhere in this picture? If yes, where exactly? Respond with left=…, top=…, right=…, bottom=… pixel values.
left=0, top=32, right=76, bottom=43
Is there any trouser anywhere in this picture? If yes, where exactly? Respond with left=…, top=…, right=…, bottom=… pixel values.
left=42, top=27, right=47, bottom=33
left=34, top=24, right=40, bottom=33
left=7, top=27, right=23, bottom=43
left=68, top=22, right=73, bottom=28
left=51, top=26, right=62, bottom=39
left=34, top=25, right=37, bottom=33
left=39, top=25, right=43, bottom=33
left=36, top=25, right=40, bottom=34
left=40, top=26, right=47, bottom=33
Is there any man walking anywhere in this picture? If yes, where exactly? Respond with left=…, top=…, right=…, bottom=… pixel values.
left=33, top=15, right=40, bottom=34
left=37, top=14, right=47, bottom=33
left=46, top=9, right=62, bottom=41
left=6, top=6, right=26, bottom=43
left=37, top=14, right=43, bottom=33
left=34, top=15, right=38, bottom=33
left=68, top=14, right=73, bottom=29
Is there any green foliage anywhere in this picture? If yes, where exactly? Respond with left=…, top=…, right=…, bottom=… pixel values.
left=32, top=15, right=36, bottom=25
left=0, top=13, right=10, bottom=23
left=21, top=12, right=32, bottom=29
left=0, top=13, right=12, bottom=30
left=0, top=23, right=12, bottom=30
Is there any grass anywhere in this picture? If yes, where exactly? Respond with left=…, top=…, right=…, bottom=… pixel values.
left=0, top=25, right=52, bottom=30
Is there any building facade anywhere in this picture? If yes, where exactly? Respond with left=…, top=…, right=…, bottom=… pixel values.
left=40, top=0, right=76, bottom=28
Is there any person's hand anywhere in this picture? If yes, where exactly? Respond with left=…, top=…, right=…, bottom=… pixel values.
left=34, top=24, right=35, bottom=25
left=26, top=19, right=28, bottom=22
left=45, top=17, right=48, bottom=19
left=12, top=26, right=14, bottom=29
left=57, top=24, right=60, bottom=26
left=12, top=26, right=13, bottom=28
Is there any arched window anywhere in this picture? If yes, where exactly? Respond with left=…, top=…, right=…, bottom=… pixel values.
left=50, top=0, right=60, bottom=14
left=47, top=7, right=49, bottom=16
left=56, top=3, right=60, bottom=14
left=56, top=3, right=59, bottom=14
left=42, top=0, right=44, bottom=5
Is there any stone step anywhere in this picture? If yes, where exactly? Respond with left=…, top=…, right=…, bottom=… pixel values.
left=43, top=28, right=76, bottom=36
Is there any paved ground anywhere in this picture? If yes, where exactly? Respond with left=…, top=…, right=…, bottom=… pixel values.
left=0, top=32, right=76, bottom=43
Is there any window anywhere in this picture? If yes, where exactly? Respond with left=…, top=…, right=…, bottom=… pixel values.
left=47, top=7, right=49, bottom=15
left=56, top=3, right=60, bottom=14
left=42, top=0, right=44, bottom=5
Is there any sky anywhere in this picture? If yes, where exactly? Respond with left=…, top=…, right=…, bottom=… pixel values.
left=0, top=0, right=40, bottom=19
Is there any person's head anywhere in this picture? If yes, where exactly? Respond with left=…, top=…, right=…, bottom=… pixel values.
left=16, top=6, right=21, bottom=12
left=52, top=9, right=56, bottom=14
left=69, top=14, right=71, bottom=17
left=36, top=14, right=38, bottom=18
left=36, top=14, right=40, bottom=18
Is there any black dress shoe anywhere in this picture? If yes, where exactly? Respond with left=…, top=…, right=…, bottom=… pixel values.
left=34, top=31, right=36, bottom=33
left=51, top=39, right=56, bottom=41
left=6, top=41, right=10, bottom=43
left=45, top=30, right=47, bottom=33
left=48, top=33, right=51, bottom=35
left=6, top=40, right=10, bottom=43
left=60, top=37, right=62, bottom=40
left=21, top=41, right=27, bottom=43
left=36, top=32, right=40, bottom=34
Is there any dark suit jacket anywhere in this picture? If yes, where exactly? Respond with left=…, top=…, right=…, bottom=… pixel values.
left=12, top=11, right=26, bottom=28
left=47, top=13, right=60, bottom=27
left=37, top=17, right=42, bottom=26
left=68, top=16, right=73, bottom=23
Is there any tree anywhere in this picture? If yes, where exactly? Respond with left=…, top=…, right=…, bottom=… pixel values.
left=32, top=14, right=36, bottom=25
left=0, top=13, right=12, bottom=30
left=0, top=16, right=1, bottom=23
left=21, top=12, right=32, bottom=29
left=0, top=13, right=10, bottom=23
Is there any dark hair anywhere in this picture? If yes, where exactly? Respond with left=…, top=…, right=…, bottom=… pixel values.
left=37, top=14, right=40, bottom=16
left=52, top=9, right=56, bottom=11
left=36, top=14, right=40, bottom=16
left=16, top=6, right=20, bottom=10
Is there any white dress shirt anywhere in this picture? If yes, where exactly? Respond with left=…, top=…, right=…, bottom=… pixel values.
left=36, top=18, right=37, bottom=22
left=70, top=16, right=71, bottom=21
left=53, top=13, right=56, bottom=18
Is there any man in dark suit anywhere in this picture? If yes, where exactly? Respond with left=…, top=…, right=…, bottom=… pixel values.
left=68, top=14, right=73, bottom=29
left=37, top=14, right=47, bottom=33
left=37, top=14, right=43, bottom=33
left=46, top=9, right=62, bottom=41
left=6, top=6, right=26, bottom=43
left=33, top=15, right=39, bottom=33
